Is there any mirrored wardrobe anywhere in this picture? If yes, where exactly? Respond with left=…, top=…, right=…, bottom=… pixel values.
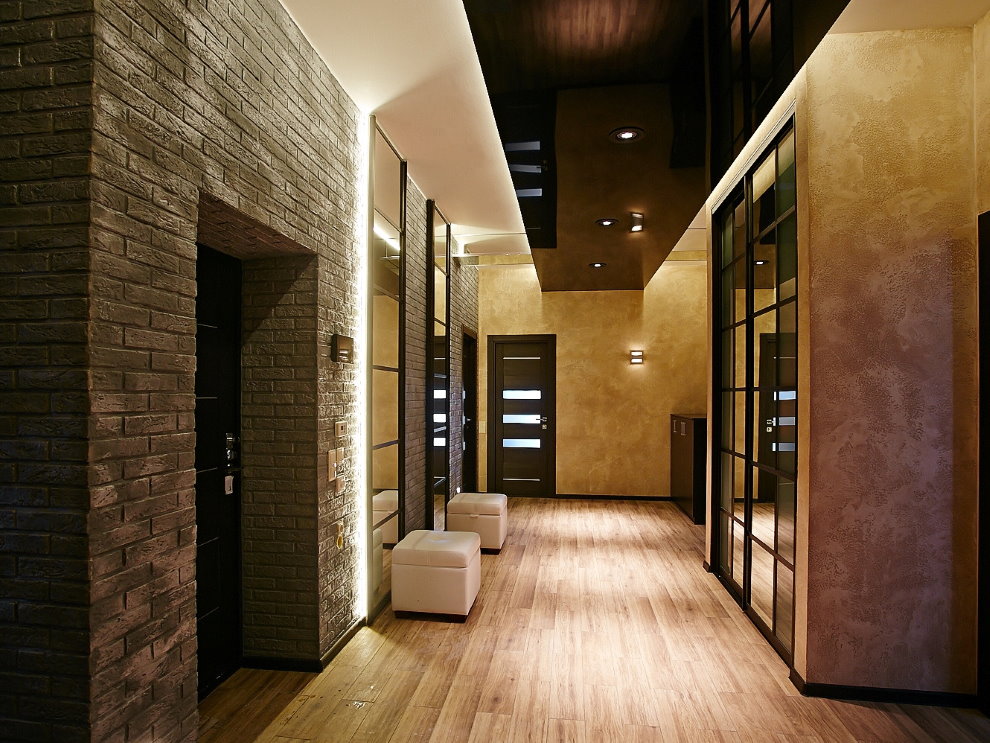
left=427, top=202, right=451, bottom=529
left=368, top=123, right=405, bottom=617
left=713, top=121, right=797, bottom=660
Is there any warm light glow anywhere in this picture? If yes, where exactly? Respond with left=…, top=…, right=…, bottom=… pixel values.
left=630, top=350, right=644, bottom=357
left=630, top=349, right=645, bottom=365
left=630, top=212, right=644, bottom=233
left=631, top=358, right=644, bottom=364
left=596, top=218, right=618, bottom=227
left=354, top=114, right=371, bottom=622
left=590, top=262, right=606, bottom=269
left=609, top=126, right=645, bottom=143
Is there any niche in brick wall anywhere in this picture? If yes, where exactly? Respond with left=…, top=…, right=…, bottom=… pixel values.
left=194, top=193, right=326, bottom=673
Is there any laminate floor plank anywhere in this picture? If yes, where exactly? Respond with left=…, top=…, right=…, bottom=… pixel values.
left=200, top=499, right=988, bottom=743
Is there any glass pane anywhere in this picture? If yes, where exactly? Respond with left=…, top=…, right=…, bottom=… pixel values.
left=776, top=565, right=794, bottom=651
left=752, top=151, right=776, bottom=237
left=720, top=512, right=732, bottom=573
left=750, top=5, right=773, bottom=104
left=372, top=443, right=398, bottom=491
left=721, top=267, right=734, bottom=326
left=734, top=391, right=746, bottom=453
left=750, top=542, right=774, bottom=626
left=777, top=477, right=795, bottom=563
left=371, top=369, right=399, bottom=446
left=372, top=214, right=401, bottom=296
left=733, top=456, right=745, bottom=521
left=721, top=452, right=734, bottom=511
left=503, top=414, right=540, bottom=424
left=732, top=519, right=745, bottom=586
left=777, top=304, right=797, bottom=475
left=778, top=302, right=797, bottom=387
left=374, top=129, right=402, bottom=227
left=777, top=129, right=796, bottom=215
left=720, top=211, right=735, bottom=269
left=503, top=439, right=540, bottom=449
left=434, top=265, right=447, bottom=322
left=731, top=10, right=743, bottom=70
left=777, top=214, right=796, bottom=300
left=753, top=229, right=776, bottom=311
left=733, top=200, right=746, bottom=260
left=372, top=295, right=399, bottom=368
left=503, top=390, right=541, bottom=400
left=748, top=0, right=767, bottom=30
left=721, top=329, right=733, bottom=388
left=752, top=468, right=775, bottom=548
left=720, top=391, right=732, bottom=450
left=734, top=324, right=747, bottom=388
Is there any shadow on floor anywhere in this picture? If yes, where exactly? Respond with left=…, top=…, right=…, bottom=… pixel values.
left=199, top=667, right=317, bottom=743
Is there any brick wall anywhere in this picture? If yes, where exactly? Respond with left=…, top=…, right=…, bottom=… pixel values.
left=0, top=1, right=94, bottom=740
left=403, top=180, right=427, bottom=533
left=448, top=255, right=479, bottom=496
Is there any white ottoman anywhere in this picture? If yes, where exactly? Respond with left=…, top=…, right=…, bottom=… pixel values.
left=372, top=489, right=398, bottom=544
left=392, top=530, right=481, bottom=621
left=447, top=492, right=508, bottom=551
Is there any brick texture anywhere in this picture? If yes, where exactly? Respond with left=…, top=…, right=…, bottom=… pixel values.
left=403, top=180, right=427, bottom=532
left=84, top=0, right=363, bottom=740
left=0, top=2, right=95, bottom=741
left=448, top=256, right=479, bottom=496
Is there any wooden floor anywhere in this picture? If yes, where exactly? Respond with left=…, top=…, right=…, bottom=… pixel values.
left=199, top=498, right=990, bottom=743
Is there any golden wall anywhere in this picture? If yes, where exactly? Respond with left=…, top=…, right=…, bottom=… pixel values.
left=978, top=9, right=990, bottom=214
left=477, top=262, right=707, bottom=496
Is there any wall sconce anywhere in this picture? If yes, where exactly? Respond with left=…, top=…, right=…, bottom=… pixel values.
left=630, top=350, right=644, bottom=365
left=630, top=212, right=644, bottom=232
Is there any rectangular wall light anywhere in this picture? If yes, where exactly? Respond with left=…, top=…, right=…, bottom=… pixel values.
left=630, top=350, right=644, bottom=364
left=630, top=212, right=644, bottom=232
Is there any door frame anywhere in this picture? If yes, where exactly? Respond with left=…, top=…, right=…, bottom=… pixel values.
left=462, top=327, right=479, bottom=494
left=487, top=333, right=556, bottom=498
left=979, top=209, right=989, bottom=715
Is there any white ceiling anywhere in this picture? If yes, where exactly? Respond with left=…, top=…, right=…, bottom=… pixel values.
left=831, top=0, right=990, bottom=33
left=279, top=0, right=528, bottom=252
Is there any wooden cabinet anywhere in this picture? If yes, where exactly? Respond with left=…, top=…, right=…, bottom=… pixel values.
left=670, top=414, right=707, bottom=524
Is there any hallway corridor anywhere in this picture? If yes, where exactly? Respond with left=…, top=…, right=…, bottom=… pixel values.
left=199, top=499, right=990, bottom=742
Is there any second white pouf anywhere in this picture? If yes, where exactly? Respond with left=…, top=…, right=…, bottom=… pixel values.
left=446, top=492, right=508, bottom=551
left=392, top=530, right=481, bottom=620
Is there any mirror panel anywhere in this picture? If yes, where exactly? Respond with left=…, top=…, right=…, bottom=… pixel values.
left=369, top=124, right=404, bottom=614
left=428, top=203, right=451, bottom=529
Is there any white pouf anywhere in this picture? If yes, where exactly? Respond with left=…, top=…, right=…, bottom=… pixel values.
left=392, top=530, right=481, bottom=620
left=446, top=492, right=508, bottom=551
left=372, top=489, right=398, bottom=544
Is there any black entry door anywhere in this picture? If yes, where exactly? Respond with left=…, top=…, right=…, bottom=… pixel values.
left=488, top=335, right=555, bottom=497
left=462, top=332, right=478, bottom=492
left=195, top=246, right=242, bottom=699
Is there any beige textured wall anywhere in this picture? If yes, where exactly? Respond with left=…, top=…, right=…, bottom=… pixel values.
left=802, top=30, right=978, bottom=693
left=977, top=10, right=990, bottom=214
left=478, top=263, right=707, bottom=496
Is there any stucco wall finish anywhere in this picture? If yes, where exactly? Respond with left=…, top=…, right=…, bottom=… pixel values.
left=803, top=31, right=978, bottom=693
left=478, top=263, right=707, bottom=496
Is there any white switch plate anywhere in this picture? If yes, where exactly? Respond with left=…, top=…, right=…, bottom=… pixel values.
left=334, top=420, right=347, bottom=437
left=479, top=421, right=487, bottom=434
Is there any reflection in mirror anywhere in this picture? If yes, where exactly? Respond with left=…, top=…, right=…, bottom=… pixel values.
left=369, top=123, right=404, bottom=615
left=427, top=202, right=450, bottom=529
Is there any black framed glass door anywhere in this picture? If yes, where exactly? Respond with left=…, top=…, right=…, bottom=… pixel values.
left=713, top=121, right=797, bottom=659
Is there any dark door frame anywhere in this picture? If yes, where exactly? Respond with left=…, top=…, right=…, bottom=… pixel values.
left=487, top=333, right=556, bottom=497
left=979, top=209, right=989, bottom=715
left=462, top=327, right=479, bottom=494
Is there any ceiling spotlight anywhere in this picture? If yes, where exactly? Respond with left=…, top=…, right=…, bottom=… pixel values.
left=589, top=262, right=606, bottom=269
left=596, top=218, right=618, bottom=227
left=754, top=259, right=768, bottom=265
left=610, top=126, right=645, bottom=143
left=630, top=212, right=644, bottom=232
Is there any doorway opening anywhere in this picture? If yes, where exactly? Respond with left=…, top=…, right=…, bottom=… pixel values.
left=487, top=334, right=556, bottom=498
left=195, top=245, right=243, bottom=699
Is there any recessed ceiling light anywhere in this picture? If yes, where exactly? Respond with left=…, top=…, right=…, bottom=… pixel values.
left=754, top=260, right=768, bottom=265
left=610, top=126, right=645, bottom=143
left=595, top=218, right=618, bottom=227
left=589, top=262, right=606, bottom=269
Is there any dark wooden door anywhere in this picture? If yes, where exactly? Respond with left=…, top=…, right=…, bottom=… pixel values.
left=462, top=332, right=478, bottom=492
left=488, top=335, right=555, bottom=497
left=195, top=246, right=242, bottom=699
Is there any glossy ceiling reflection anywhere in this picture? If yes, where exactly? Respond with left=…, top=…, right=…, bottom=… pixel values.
left=463, top=0, right=708, bottom=291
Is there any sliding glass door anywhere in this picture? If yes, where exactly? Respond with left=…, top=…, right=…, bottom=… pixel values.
left=713, top=121, right=797, bottom=659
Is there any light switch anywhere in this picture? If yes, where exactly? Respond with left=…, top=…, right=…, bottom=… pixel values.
left=334, top=420, right=347, bottom=438
left=327, top=449, right=337, bottom=481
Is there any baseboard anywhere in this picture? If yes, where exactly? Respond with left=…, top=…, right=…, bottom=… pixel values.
left=789, top=669, right=979, bottom=707
left=242, top=616, right=365, bottom=674
left=702, top=560, right=712, bottom=572
left=551, top=493, right=672, bottom=501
